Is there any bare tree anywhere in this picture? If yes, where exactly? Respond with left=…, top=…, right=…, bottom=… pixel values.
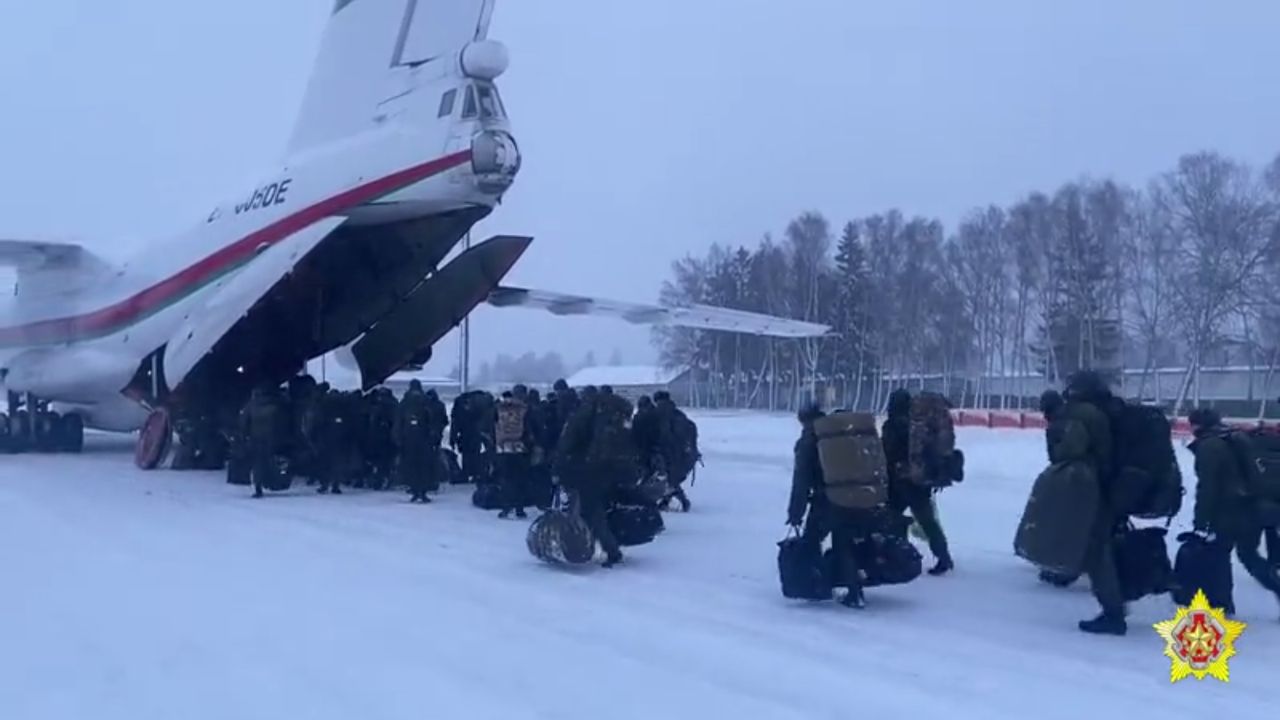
left=1159, top=152, right=1280, bottom=413
left=785, top=212, right=834, bottom=405
left=1005, top=194, right=1051, bottom=405
left=652, top=255, right=710, bottom=373
left=953, top=206, right=1008, bottom=407
left=861, top=211, right=906, bottom=408
left=1122, top=185, right=1180, bottom=400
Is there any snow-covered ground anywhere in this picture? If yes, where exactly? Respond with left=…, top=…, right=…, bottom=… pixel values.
left=1, top=412, right=1276, bottom=720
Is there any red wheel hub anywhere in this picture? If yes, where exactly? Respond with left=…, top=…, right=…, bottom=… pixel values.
left=135, top=408, right=173, bottom=470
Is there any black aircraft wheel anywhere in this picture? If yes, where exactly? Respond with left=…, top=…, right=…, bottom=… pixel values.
left=60, top=414, right=85, bottom=454
left=11, top=411, right=31, bottom=453
left=35, top=412, right=61, bottom=452
left=0, top=412, right=10, bottom=453
left=135, top=408, right=174, bottom=470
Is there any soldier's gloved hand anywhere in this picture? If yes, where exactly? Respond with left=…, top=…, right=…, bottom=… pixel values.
left=1190, top=527, right=1217, bottom=544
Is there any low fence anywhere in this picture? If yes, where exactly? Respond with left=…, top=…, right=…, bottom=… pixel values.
left=950, top=410, right=1280, bottom=438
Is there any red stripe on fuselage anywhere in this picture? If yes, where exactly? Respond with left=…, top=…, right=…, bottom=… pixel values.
left=0, top=150, right=472, bottom=348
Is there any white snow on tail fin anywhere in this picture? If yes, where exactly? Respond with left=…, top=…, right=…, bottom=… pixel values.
left=288, top=0, right=494, bottom=154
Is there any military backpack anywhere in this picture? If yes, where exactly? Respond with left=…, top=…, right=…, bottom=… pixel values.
left=1108, top=402, right=1183, bottom=520
left=813, top=411, right=889, bottom=509
left=495, top=398, right=528, bottom=451
left=1226, top=428, right=1280, bottom=503
left=907, top=392, right=957, bottom=487
left=586, top=394, right=636, bottom=465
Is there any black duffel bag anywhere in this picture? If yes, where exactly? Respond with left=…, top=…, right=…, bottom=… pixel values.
left=824, top=513, right=923, bottom=588
left=778, top=532, right=832, bottom=601
left=527, top=510, right=596, bottom=566
left=261, top=455, right=293, bottom=492
left=615, top=473, right=671, bottom=507
left=1171, top=533, right=1234, bottom=611
left=607, top=504, right=665, bottom=547
left=225, top=446, right=252, bottom=486
left=850, top=533, right=923, bottom=587
left=441, top=448, right=467, bottom=485
left=472, top=483, right=504, bottom=510
left=524, top=471, right=555, bottom=510
left=1114, top=525, right=1173, bottom=601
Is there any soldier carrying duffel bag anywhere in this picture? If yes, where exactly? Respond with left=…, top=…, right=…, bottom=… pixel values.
left=809, top=409, right=890, bottom=609
left=1180, top=409, right=1280, bottom=616
left=887, top=389, right=955, bottom=575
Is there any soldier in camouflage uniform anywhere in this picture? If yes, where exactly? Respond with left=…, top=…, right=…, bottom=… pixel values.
left=495, top=389, right=534, bottom=519
left=243, top=383, right=287, bottom=498
left=1060, top=371, right=1126, bottom=636
left=883, top=389, right=952, bottom=575
left=1187, top=409, right=1280, bottom=617
left=397, top=380, right=434, bottom=503
left=558, top=386, right=629, bottom=567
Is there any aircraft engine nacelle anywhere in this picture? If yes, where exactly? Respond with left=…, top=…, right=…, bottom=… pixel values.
left=460, top=40, right=509, bottom=80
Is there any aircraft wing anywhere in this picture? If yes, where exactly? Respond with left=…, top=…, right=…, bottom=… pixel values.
left=486, top=286, right=830, bottom=338
left=0, top=239, right=107, bottom=270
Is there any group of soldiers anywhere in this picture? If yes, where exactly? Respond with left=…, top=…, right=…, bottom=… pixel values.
left=234, top=375, right=449, bottom=500
left=789, top=370, right=1280, bottom=625
left=1036, top=372, right=1280, bottom=635
left=230, top=375, right=701, bottom=567
left=787, top=389, right=957, bottom=609
left=469, top=381, right=701, bottom=564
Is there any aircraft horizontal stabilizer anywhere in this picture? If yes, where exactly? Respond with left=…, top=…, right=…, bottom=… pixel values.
left=352, top=235, right=532, bottom=389
left=486, top=286, right=830, bottom=338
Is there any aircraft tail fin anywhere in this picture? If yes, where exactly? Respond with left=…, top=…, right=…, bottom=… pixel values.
left=287, top=0, right=495, bottom=154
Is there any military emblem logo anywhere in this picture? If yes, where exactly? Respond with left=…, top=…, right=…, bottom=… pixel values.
left=1153, top=589, right=1246, bottom=683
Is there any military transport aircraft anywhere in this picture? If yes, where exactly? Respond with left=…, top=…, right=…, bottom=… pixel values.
left=0, top=0, right=827, bottom=467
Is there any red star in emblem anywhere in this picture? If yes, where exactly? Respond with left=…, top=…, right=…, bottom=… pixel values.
left=1175, top=612, right=1223, bottom=665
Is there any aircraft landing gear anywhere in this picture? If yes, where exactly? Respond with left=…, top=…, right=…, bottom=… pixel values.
left=135, top=407, right=174, bottom=470
left=2, top=392, right=85, bottom=455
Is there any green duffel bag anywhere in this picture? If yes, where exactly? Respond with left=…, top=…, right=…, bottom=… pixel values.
left=1013, top=461, right=1099, bottom=577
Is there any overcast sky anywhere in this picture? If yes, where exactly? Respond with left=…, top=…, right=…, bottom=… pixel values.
left=1, top=1, right=1278, bottom=376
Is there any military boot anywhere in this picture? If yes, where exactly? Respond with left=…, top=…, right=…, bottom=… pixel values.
left=840, top=588, right=866, bottom=609
left=675, top=489, right=692, bottom=513
left=1078, top=610, right=1127, bottom=636
left=928, top=555, right=954, bottom=576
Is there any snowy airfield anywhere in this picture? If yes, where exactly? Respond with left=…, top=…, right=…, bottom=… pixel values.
left=1, top=412, right=1276, bottom=720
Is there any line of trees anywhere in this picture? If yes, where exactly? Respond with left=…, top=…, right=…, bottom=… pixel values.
left=653, top=150, right=1280, bottom=414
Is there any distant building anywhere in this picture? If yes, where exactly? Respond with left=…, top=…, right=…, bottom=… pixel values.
left=566, top=365, right=691, bottom=402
